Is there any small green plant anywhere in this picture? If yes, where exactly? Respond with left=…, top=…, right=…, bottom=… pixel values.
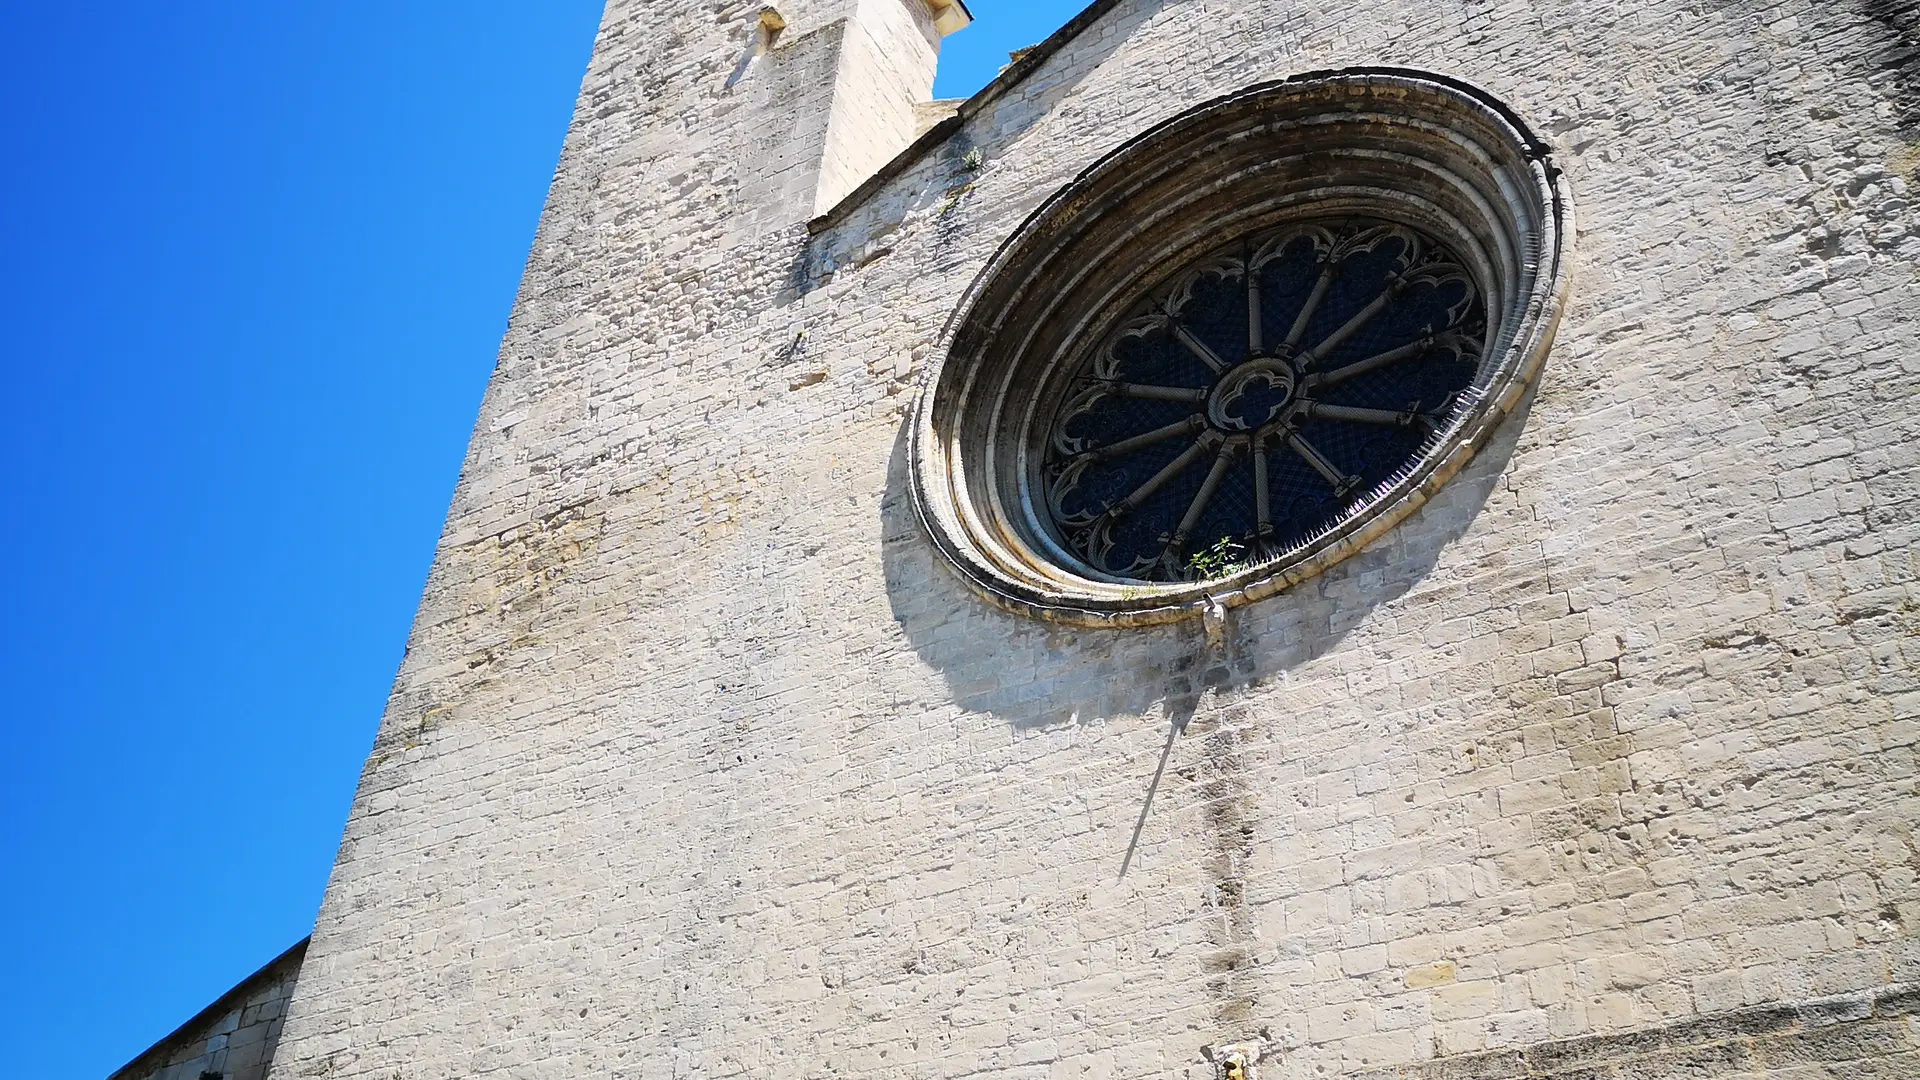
left=1186, top=535, right=1248, bottom=579
left=961, top=147, right=984, bottom=172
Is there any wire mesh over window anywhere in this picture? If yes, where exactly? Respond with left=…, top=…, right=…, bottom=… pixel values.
left=1042, top=219, right=1487, bottom=582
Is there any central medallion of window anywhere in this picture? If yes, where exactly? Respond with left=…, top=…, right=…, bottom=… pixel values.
left=1046, top=220, right=1484, bottom=581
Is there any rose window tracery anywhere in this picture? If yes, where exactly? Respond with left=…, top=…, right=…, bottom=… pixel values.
left=908, top=72, right=1570, bottom=626
left=1044, top=220, right=1485, bottom=582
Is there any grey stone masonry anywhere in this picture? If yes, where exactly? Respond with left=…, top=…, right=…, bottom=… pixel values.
left=266, top=0, right=1919, bottom=1075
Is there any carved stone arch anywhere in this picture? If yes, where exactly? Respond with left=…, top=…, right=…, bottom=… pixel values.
left=910, top=70, right=1574, bottom=627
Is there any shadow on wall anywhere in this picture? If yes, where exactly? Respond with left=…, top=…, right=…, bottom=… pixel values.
left=1847, top=0, right=1920, bottom=135
left=879, top=386, right=1538, bottom=734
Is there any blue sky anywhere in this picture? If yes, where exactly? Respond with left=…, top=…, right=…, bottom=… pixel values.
left=0, top=2, right=1078, bottom=1076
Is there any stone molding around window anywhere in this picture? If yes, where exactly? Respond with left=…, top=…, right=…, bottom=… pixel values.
left=909, top=69, right=1574, bottom=627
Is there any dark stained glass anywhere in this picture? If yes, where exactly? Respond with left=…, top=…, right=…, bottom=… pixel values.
left=1043, top=219, right=1487, bottom=582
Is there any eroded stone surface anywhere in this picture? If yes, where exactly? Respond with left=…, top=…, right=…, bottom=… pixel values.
left=263, top=0, right=1920, bottom=1076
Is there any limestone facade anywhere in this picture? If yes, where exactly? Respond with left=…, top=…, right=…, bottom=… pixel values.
left=260, top=0, right=1919, bottom=1076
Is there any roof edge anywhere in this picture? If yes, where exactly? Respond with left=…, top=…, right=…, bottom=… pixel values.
left=807, top=0, right=1123, bottom=234
left=108, top=936, right=311, bottom=1080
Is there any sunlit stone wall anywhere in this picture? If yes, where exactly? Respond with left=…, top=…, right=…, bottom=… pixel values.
left=268, top=0, right=1920, bottom=1075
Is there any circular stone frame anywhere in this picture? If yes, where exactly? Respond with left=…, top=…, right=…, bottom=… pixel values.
left=909, top=69, right=1573, bottom=627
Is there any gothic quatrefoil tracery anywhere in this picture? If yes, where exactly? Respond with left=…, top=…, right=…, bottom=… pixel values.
left=1043, top=220, right=1487, bottom=582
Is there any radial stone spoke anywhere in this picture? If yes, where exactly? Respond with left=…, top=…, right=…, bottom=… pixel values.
left=1284, top=264, right=1336, bottom=349
left=1168, top=443, right=1236, bottom=558
left=1296, top=284, right=1397, bottom=371
left=1302, top=402, right=1421, bottom=427
left=1286, top=432, right=1362, bottom=499
left=1302, top=337, right=1429, bottom=392
left=1105, top=437, right=1210, bottom=518
left=1079, top=415, right=1204, bottom=463
left=1173, top=325, right=1229, bottom=374
left=1109, top=381, right=1208, bottom=402
left=1246, top=269, right=1263, bottom=355
left=1252, top=434, right=1273, bottom=541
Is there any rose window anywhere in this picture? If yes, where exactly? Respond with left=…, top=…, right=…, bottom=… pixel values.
left=908, top=71, right=1571, bottom=626
left=1044, top=220, right=1485, bottom=582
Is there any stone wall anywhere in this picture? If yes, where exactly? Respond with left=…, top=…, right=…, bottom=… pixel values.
left=268, top=0, right=1919, bottom=1076
left=114, top=940, right=305, bottom=1080
left=1352, top=982, right=1920, bottom=1078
